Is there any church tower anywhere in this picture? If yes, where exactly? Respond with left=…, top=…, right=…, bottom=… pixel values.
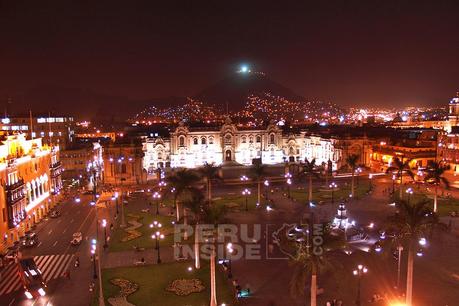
left=448, top=92, right=459, bottom=132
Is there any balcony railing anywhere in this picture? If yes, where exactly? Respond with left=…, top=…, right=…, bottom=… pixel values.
left=6, top=178, right=25, bottom=191
left=50, top=160, right=62, bottom=170
left=6, top=191, right=26, bottom=206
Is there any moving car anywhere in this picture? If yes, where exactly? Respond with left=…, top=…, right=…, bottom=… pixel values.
left=71, top=232, right=83, bottom=245
left=22, top=233, right=39, bottom=248
left=50, top=210, right=61, bottom=218
left=17, top=258, right=47, bottom=299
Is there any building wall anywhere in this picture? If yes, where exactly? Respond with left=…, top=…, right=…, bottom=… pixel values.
left=143, top=120, right=344, bottom=172
left=0, top=134, right=62, bottom=254
left=103, top=143, right=146, bottom=186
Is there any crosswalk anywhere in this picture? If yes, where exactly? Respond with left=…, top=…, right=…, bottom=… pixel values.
left=0, top=253, right=73, bottom=296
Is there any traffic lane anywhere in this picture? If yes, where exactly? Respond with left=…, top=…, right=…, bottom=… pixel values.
left=22, top=195, right=95, bottom=256
left=34, top=203, right=94, bottom=256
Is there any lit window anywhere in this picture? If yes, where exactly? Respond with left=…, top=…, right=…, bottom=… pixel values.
left=209, top=137, right=214, bottom=144
left=201, top=137, right=206, bottom=145
left=270, top=134, right=275, bottom=144
left=179, top=136, right=185, bottom=147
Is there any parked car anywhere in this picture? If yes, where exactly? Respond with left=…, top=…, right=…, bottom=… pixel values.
left=70, top=232, right=83, bottom=245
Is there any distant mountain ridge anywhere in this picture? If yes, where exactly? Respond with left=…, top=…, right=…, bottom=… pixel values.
left=193, top=71, right=305, bottom=111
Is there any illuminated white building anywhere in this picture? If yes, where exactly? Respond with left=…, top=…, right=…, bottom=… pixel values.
left=0, top=134, right=62, bottom=253
left=143, top=118, right=342, bottom=172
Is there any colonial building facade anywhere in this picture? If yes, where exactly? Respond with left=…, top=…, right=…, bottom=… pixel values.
left=143, top=119, right=343, bottom=172
left=0, top=134, right=63, bottom=254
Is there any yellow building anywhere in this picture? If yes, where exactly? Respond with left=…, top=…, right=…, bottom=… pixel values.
left=0, top=134, right=62, bottom=254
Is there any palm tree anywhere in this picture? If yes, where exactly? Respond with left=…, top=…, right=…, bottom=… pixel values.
left=289, top=225, right=343, bottom=306
left=299, top=158, right=320, bottom=204
left=166, top=169, right=200, bottom=222
left=424, top=161, right=450, bottom=212
left=201, top=202, right=227, bottom=306
left=249, top=163, right=268, bottom=206
left=386, top=200, right=443, bottom=306
left=386, top=157, right=414, bottom=199
left=183, top=189, right=205, bottom=269
left=198, top=162, right=222, bottom=205
left=345, top=154, right=359, bottom=198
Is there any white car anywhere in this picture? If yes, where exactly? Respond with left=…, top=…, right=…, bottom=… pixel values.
left=71, top=232, right=83, bottom=245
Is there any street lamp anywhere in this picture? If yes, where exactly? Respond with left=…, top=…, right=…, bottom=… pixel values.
left=329, top=182, right=337, bottom=205
left=242, top=188, right=251, bottom=211
left=102, top=219, right=108, bottom=249
left=91, top=239, right=97, bottom=279
left=149, top=221, right=162, bottom=249
left=356, top=167, right=363, bottom=186
left=226, top=243, right=234, bottom=278
left=406, top=187, right=413, bottom=204
left=153, top=191, right=161, bottom=215
left=264, top=180, right=270, bottom=204
left=285, top=172, right=292, bottom=199
left=353, top=264, right=368, bottom=306
left=392, top=174, right=396, bottom=196
left=396, top=244, right=404, bottom=289
left=151, top=231, right=165, bottom=263
left=240, top=175, right=249, bottom=183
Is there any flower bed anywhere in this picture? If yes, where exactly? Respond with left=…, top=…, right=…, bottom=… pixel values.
left=166, top=279, right=205, bottom=296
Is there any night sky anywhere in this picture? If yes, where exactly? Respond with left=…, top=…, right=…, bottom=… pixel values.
left=1, top=0, right=459, bottom=112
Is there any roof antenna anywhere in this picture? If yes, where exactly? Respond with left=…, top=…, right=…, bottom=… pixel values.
left=29, top=110, right=34, bottom=139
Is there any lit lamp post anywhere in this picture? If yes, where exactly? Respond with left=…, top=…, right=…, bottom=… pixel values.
left=285, top=172, right=292, bottom=199
left=102, top=219, right=108, bottom=249
left=153, top=191, right=161, bottom=215
left=226, top=243, right=234, bottom=278
left=406, top=187, right=413, bottom=204
left=91, top=239, right=97, bottom=279
left=396, top=244, right=404, bottom=289
left=149, top=221, right=162, bottom=249
left=356, top=167, right=363, bottom=186
left=242, top=188, right=251, bottom=211
left=264, top=180, right=270, bottom=204
left=392, top=174, right=396, bottom=196
left=329, top=182, right=337, bottom=206
left=151, top=231, right=165, bottom=264
left=353, top=264, right=368, bottom=306
left=240, top=175, right=249, bottom=183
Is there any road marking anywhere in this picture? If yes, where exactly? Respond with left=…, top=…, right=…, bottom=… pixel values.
left=57, top=219, right=62, bottom=224
left=48, top=229, right=53, bottom=235
left=62, top=228, right=67, bottom=234
left=52, top=240, right=58, bottom=247
left=37, top=241, right=42, bottom=247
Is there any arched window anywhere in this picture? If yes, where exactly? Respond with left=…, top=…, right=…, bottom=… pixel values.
left=256, top=135, right=261, bottom=143
left=209, top=137, right=214, bottom=144
left=201, top=137, right=206, bottom=145
left=242, top=136, right=246, bottom=143
left=270, top=134, right=275, bottom=144
left=225, top=135, right=232, bottom=145
left=249, top=136, right=253, bottom=143
left=193, top=138, right=198, bottom=145
left=121, top=164, right=127, bottom=173
left=179, top=136, right=185, bottom=147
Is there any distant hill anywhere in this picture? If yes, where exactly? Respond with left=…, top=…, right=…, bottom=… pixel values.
left=193, top=71, right=304, bottom=111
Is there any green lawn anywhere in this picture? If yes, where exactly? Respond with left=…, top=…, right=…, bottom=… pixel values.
left=289, top=183, right=371, bottom=204
left=392, top=188, right=459, bottom=217
left=101, top=260, right=238, bottom=306
left=213, top=193, right=259, bottom=211
left=108, top=210, right=177, bottom=252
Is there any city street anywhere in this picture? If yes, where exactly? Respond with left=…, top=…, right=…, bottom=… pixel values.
left=0, top=192, right=105, bottom=306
